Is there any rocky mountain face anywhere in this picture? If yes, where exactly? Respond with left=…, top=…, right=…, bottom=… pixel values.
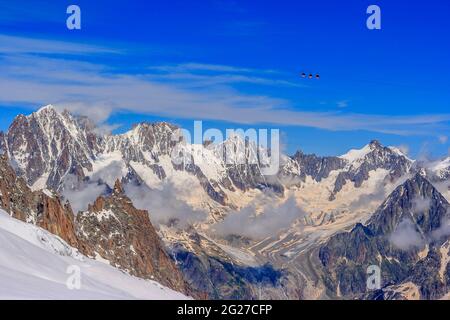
left=330, top=140, right=413, bottom=199
left=76, top=180, right=189, bottom=294
left=285, top=151, right=347, bottom=183
left=169, top=230, right=283, bottom=299
left=0, top=154, right=191, bottom=296
left=426, top=157, right=450, bottom=181
left=280, top=140, right=414, bottom=201
left=319, top=173, right=450, bottom=299
left=0, top=154, right=78, bottom=247
left=0, top=106, right=273, bottom=206
left=1, top=106, right=415, bottom=209
left=3, top=105, right=450, bottom=300
left=1, top=106, right=101, bottom=191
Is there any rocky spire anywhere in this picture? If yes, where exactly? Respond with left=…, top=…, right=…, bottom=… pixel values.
left=113, top=179, right=124, bottom=195
left=369, top=139, right=382, bottom=149
left=76, top=181, right=192, bottom=296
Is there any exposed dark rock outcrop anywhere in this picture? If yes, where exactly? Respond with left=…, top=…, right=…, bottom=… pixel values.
left=330, top=140, right=412, bottom=200
left=288, top=151, right=346, bottom=183
left=0, top=154, right=78, bottom=247
left=319, top=174, right=450, bottom=299
left=171, top=231, right=284, bottom=299
left=75, top=180, right=190, bottom=294
left=0, top=155, right=192, bottom=296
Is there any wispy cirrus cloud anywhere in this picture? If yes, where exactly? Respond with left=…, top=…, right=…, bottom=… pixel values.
left=337, top=100, right=349, bottom=108
left=149, top=62, right=257, bottom=73
left=1, top=34, right=450, bottom=137
left=146, top=71, right=301, bottom=87
left=0, top=34, right=118, bottom=55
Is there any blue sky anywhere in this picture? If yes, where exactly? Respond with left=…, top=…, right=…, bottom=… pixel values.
left=0, top=0, right=449, bottom=158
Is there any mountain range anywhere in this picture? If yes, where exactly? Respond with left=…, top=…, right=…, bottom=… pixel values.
left=1, top=105, right=450, bottom=299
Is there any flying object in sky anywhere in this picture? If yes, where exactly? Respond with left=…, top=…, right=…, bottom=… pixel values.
left=300, top=72, right=320, bottom=79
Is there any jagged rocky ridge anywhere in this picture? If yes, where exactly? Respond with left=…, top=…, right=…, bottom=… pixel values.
left=319, top=173, right=450, bottom=299
left=0, top=105, right=418, bottom=205
left=280, top=140, right=414, bottom=200
left=76, top=179, right=190, bottom=294
left=0, top=106, right=278, bottom=205
left=0, top=154, right=190, bottom=296
left=2, top=105, right=450, bottom=299
left=0, top=154, right=78, bottom=247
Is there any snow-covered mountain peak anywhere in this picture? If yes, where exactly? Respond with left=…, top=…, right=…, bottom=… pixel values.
left=24, top=105, right=92, bottom=142
left=34, top=104, right=57, bottom=114
left=340, top=140, right=384, bottom=161
left=387, top=146, right=413, bottom=162
left=339, top=140, right=412, bottom=168
left=212, top=133, right=259, bottom=164
left=431, top=157, right=450, bottom=171
left=369, top=139, right=382, bottom=147
left=19, top=104, right=57, bottom=125
left=117, top=121, right=180, bottom=147
left=339, top=143, right=373, bottom=163
left=130, top=121, right=178, bottom=133
left=0, top=106, right=418, bottom=214
left=427, top=156, right=450, bottom=180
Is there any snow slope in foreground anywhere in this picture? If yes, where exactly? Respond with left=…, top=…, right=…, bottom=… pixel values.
left=0, top=209, right=188, bottom=300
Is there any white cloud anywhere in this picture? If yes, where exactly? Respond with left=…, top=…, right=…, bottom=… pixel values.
left=0, top=34, right=117, bottom=55
left=61, top=175, right=107, bottom=213
left=431, top=215, right=450, bottom=240
left=149, top=63, right=256, bottom=73
left=213, top=192, right=306, bottom=240
left=349, top=180, right=388, bottom=211
left=439, top=135, right=448, bottom=144
left=124, top=182, right=207, bottom=229
left=146, top=71, right=301, bottom=87
left=389, top=218, right=424, bottom=250
left=1, top=34, right=450, bottom=137
left=396, top=144, right=410, bottom=156
left=412, top=197, right=431, bottom=214
left=337, top=100, right=349, bottom=108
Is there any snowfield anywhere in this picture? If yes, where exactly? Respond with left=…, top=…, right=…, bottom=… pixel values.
left=0, top=209, right=189, bottom=300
